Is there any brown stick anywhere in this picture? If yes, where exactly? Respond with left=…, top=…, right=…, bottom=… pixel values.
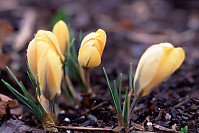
left=173, top=97, right=190, bottom=109
left=81, top=100, right=108, bottom=115
left=55, top=125, right=114, bottom=132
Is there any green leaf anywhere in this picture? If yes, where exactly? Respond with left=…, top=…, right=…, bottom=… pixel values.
left=129, top=63, right=133, bottom=93
left=114, top=80, right=121, bottom=114
left=2, top=80, right=39, bottom=117
left=119, top=73, right=122, bottom=104
left=103, top=67, right=119, bottom=114
left=123, top=87, right=129, bottom=121
left=179, top=126, right=188, bottom=133
left=69, top=55, right=87, bottom=92
left=64, top=38, right=75, bottom=63
left=19, top=81, right=43, bottom=118
left=36, top=79, right=46, bottom=115
left=27, top=62, right=37, bottom=88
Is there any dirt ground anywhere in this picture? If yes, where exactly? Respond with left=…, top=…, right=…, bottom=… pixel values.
left=0, top=0, right=199, bottom=132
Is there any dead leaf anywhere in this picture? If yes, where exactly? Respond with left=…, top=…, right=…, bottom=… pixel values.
left=0, top=94, right=19, bottom=117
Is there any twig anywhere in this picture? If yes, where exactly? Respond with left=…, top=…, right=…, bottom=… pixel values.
left=133, top=105, right=146, bottom=113
left=55, top=125, right=114, bottom=132
left=153, top=124, right=178, bottom=133
left=81, top=100, right=108, bottom=115
left=155, top=109, right=164, bottom=121
left=173, top=97, right=190, bottom=109
left=130, top=122, right=144, bottom=131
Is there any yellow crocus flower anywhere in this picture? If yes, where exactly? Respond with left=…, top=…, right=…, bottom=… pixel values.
left=37, top=41, right=62, bottom=100
left=52, top=20, right=70, bottom=55
left=134, top=43, right=185, bottom=98
left=78, top=29, right=106, bottom=68
left=35, top=30, right=64, bottom=61
left=27, top=33, right=62, bottom=101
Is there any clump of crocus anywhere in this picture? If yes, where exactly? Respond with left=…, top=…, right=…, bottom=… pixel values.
left=78, top=29, right=106, bottom=69
left=133, top=42, right=185, bottom=99
left=103, top=42, right=185, bottom=130
left=53, top=20, right=70, bottom=55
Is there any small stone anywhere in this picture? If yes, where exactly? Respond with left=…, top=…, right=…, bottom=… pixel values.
left=147, top=122, right=152, bottom=126
left=165, top=113, right=171, bottom=121
left=182, top=115, right=189, bottom=120
left=87, top=114, right=97, bottom=122
left=80, top=116, right=85, bottom=119
left=64, top=118, right=70, bottom=122
left=60, top=110, right=65, bottom=114
left=66, top=130, right=71, bottom=133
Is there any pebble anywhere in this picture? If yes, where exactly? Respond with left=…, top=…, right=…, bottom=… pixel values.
left=165, top=113, right=171, bottom=121
left=60, top=110, right=66, bottom=114
left=64, top=118, right=70, bottom=122
left=182, top=115, right=189, bottom=120
left=87, top=114, right=98, bottom=122
left=66, top=130, right=71, bottom=133
left=147, top=122, right=152, bottom=126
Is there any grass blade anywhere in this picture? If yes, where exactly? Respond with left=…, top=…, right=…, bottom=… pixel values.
left=119, top=73, right=122, bottom=103
left=36, top=79, right=46, bottom=115
left=69, top=55, right=87, bottom=92
left=123, top=87, right=129, bottom=121
left=129, top=63, right=133, bottom=93
left=64, top=38, right=75, bottom=63
left=26, top=62, right=37, bottom=88
left=19, top=81, right=43, bottom=117
left=2, top=80, right=39, bottom=117
left=114, top=80, right=121, bottom=114
left=103, top=67, right=119, bottom=114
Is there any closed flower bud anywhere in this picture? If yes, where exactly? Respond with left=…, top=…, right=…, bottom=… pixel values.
left=37, top=44, right=62, bottom=101
left=78, top=29, right=106, bottom=68
left=52, top=20, right=70, bottom=55
left=134, top=43, right=185, bottom=98
left=35, top=30, right=64, bottom=61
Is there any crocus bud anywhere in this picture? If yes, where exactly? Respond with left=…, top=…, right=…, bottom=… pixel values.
left=37, top=42, right=62, bottom=101
left=78, top=29, right=106, bottom=68
left=52, top=20, right=70, bottom=55
left=35, top=30, right=64, bottom=61
left=134, top=43, right=185, bottom=98
left=27, top=39, right=37, bottom=79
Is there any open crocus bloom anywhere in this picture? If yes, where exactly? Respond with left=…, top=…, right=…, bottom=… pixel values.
left=134, top=43, right=185, bottom=98
left=78, top=29, right=106, bottom=68
left=53, top=20, right=70, bottom=55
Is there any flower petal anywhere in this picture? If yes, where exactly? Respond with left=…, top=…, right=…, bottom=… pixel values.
left=38, top=48, right=62, bottom=100
left=27, top=39, right=37, bottom=79
left=145, top=44, right=185, bottom=95
left=53, top=20, right=70, bottom=55
left=36, top=30, right=64, bottom=61
left=78, top=45, right=101, bottom=68
left=96, top=29, right=106, bottom=47
left=134, top=45, right=163, bottom=97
